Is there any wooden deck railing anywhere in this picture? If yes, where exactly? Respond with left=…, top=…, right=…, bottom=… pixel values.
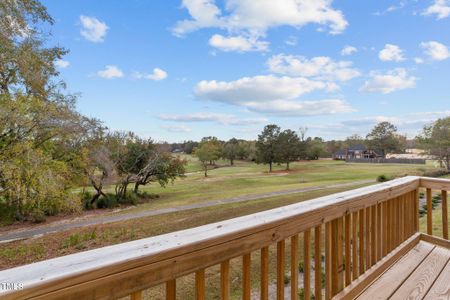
left=0, top=176, right=449, bottom=300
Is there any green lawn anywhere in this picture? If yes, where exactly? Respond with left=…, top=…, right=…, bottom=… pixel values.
left=109, top=157, right=438, bottom=213
left=0, top=158, right=445, bottom=299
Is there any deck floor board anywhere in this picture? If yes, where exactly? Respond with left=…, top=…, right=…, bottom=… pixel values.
left=356, top=241, right=435, bottom=300
left=390, top=246, right=450, bottom=299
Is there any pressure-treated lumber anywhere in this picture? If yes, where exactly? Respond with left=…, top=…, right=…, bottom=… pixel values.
left=5, top=176, right=449, bottom=300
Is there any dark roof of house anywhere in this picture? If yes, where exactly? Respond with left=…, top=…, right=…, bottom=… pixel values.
left=347, top=144, right=366, bottom=151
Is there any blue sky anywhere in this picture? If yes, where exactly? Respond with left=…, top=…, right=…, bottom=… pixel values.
left=43, top=0, right=450, bottom=142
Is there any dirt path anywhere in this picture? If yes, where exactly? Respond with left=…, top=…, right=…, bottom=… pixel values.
left=0, top=180, right=374, bottom=243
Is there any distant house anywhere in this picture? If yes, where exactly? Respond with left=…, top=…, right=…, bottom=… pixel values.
left=333, top=144, right=385, bottom=160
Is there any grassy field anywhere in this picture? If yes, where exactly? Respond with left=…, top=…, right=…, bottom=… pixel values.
left=0, top=157, right=446, bottom=299
left=93, top=156, right=439, bottom=214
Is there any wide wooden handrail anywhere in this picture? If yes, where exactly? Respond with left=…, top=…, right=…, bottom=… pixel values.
left=0, top=175, right=448, bottom=300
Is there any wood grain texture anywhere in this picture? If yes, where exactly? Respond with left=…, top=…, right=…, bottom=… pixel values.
left=291, top=235, right=299, bottom=300
left=325, top=222, right=332, bottom=300
left=260, top=247, right=269, bottom=300
left=351, top=212, right=358, bottom=281
left=424, top=260, right=450, bottom=300
left=277, top=240, right=285, bottom=300
left=427, top=188, right=433, bottom=235
left=334, top=233, right=421, bottom=300
left=314, top=226, right=322, bottom=300
left=442, top=190, right=448, bottom=240
left=358, top=209, right=365, bottom=276
left=131, top=291, right=142, bottom=300
left=166, top=280, right=176, bottom=300
left=356, top=241, right=435, bottom=300
left=344, top=214, right=351, bottom=288
left=390, top=246, right=450, bottom=299
left=195, top=269, right=205, bottom=300
left=0, top=177, right=423, bottom=300
left=221, top=260, right=230, bottom=300
left=304, top=229, right=311, bottom=300
left=243, top=254, right=251, bottom=300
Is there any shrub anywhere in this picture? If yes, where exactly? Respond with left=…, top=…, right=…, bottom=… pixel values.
left=298, top=288, right=315, bottom=300
left=298, top=261, right=304, bottom=273
left=423, top=169, right=450, bottom=178
left=284, top=274, right=291, bottom=284
left=97, top=194, right=119, bottom=209
left=377, top=174, right=390, bottom=182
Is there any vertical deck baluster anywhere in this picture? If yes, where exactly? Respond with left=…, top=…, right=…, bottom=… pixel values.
left=166, top=280, right=176, bottom=300
left=387, top=199, right=392, bottom=252
left=358, top=209, right=365, bottom=275
left=382, top=201, right=388, bottom=257
left=365, top=207, right=370, bottom=268
left=261, top=247, right=269, bottom=300
left=277, top=240, right=285, bottom=300
left=243, top=254, right=251, bottom=300
left=344, top=214, right=351, bottom=287
left=415, top=189, right=420, bottom=232
left=131, top=291, right=142, bottom=300
left=331, top=218, right=343, bottom=296
left=400, top=195, right=405, bottom=242
left=370, top=205, right=377, bottom=267
left=351, top=212, right=358, bottom=280
left=442, top=190, right=448, bottom=240
left=304, top=229, right=311, bottom=300
left=196, top=269, right=205, bottom=300
left=392, top=198, right=398, bottom=248
left=376, top=203, right=382, bottom=262
left=291, top=235, right=299, bottom=300
left=221, top=260, right=230, bottom=300
left=325, top=222, right=332, bottom=300
left=427, top=188, right=433, bottom=235
left=314, top=225, right=322, bottom=300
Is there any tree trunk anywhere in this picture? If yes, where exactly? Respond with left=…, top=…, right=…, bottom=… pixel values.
left=204, top=165, right=208, bottom=177
left=134, top=182, right=140, bottom=194
left=286, top=161, right=290, bottom=170
left=269, top=161, right=273, bottom=172
left=230, top=158, right=234, bottom=166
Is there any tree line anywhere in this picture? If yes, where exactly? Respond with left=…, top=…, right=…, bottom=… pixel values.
left=192, top=120, right=450, bottom=175
left=0, top=1, right=186, bottom=223
left=1, top=1, right=449, bottom=224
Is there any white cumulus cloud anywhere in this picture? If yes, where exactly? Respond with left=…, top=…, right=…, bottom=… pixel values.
left=423, top=0, right=450, bottom=19
left=55, top=59, right=70, bottom=68
left=267, top=54, right=360, bottom=82
left=134, top=68, right=168, bottom=81
left=420, top=41, right=450, bottom=61
left=161, top=125, right=192, bottom=133
left=360, top=68, right=416, bottom=94
left=378, top=44, right=405, bottom=62
left=340, top=45, right=357, bottom=56
left=79, top=15, right=108, bottom=43
left=243, top=99, right=354, bottom=116
left=159, top=112, right=267, bottom=125
left=209, top=34, right=268, bottom=52
left=194, top=75, right=353, bottom=116
left=97, top=65, right=124, bottom=79
left=172, top=0, right=348, bottom=52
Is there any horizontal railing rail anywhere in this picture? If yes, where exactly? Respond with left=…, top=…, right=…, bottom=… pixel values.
left=0, top=176, right=448, bottom=300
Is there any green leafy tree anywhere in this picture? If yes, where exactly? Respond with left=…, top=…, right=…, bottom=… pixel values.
left=194, top=141, right=221, bottom=177
left=366, top=122, right=405, bottom=154
left=417, top=117, right=450, bottom=170
left=133, top=152, right=186, bottom=193
left=223, top=138, right=239, bottom=165
left=345, top=134, right=365, bottom=148
left=306, top=137, right=327, bottom=160
left=256, top=124, right=281, bottom=172
left=276, top=129, right=300, bottom=170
